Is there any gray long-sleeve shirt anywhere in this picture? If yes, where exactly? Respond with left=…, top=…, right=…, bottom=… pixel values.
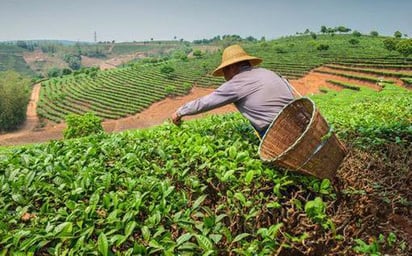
left=176, top=67, right=294, bottom=132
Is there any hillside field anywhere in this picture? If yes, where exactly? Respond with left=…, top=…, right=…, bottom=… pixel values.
left=0, top=34, right=411, bottom=255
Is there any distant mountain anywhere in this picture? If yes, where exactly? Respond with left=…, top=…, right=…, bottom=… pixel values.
left=0, top=40, right=93, bottom=45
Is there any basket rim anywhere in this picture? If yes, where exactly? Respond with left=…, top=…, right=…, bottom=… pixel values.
left=258, top=97, right=316, bottom=162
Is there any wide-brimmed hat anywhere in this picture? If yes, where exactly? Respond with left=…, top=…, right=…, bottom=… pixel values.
left=212, top=44, right=262, bottom=76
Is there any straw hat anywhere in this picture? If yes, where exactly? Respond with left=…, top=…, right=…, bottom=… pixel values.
left=212, top=44, right=262, bottom=76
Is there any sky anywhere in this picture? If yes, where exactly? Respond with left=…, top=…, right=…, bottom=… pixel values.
left=1, top=0, right=411, bottom=42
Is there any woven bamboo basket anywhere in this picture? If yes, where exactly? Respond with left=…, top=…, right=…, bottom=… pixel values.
left=258, top=97, right=347, bottom=179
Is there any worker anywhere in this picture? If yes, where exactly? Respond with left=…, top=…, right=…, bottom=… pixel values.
left=171, top=44, right=294, bottom=138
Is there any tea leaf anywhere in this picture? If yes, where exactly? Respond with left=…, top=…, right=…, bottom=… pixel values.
left=195, top=234, right=213, bottom=251
left=98, top=232, right=108, bottom=256
left=192, top=195, right=207, bottom=209
left=232, top=233, right=250, bottom=243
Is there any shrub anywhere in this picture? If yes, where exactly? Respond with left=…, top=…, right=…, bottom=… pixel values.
left=383, top=38, right=398, bottom=52
left=47, top=67, right=61, bottom=78
left=63, top=112, right=103, bottom=139
left=160, top=65, right=175, bottom=75
left=62, top=68, right=72, bottom=76
left=348, top=38, right=360, bottom=46
left=165, top=85, right=176, bottom=96
left=183, top=82, right=192, bottom=91
left=394, top=31, right=402, bottom=38
left=63, top=54, right=81, bottom=70
left=317, top=44, right=329, bottom=51
left=370, top=31, right=379, bottom=37
left=352, top=30, right=362, bottom=37
left=160, top=65, right=176, bottom=79
left=396, top=39, right=412, bottom=57
left=275, top=47, right=287, bottom=53
left=310, top=32, right=317, bottom=40
left=193, top=49, right=203, bottom=58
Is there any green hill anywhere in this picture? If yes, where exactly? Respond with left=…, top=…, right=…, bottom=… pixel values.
left=36, top=34, right=412, bottom=123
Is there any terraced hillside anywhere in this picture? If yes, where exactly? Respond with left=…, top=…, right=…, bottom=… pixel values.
left=36, top=35, right=411, bottom=124
left=36, top=57, right=225, bottom=123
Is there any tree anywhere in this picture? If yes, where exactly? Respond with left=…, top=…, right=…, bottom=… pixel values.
left=396, top=39, right=412, bottom=57
left=370, top=31, right=379, bottom=37
left=383, top=38, right=398, bottom=52
left=245, top=36, right=257, bottom=42
left=47, top=67, right=61, bottom=78
left=62, top=68, right=72, bottom=76
left=394, top=31, right=402, bottom=38
left=327, top=27, right=336, bottom=36
left=352, top=30, right=362, bottom=37
left=336, top=26, right=351, bottom=33
left=63, top=54, right=81, bottom=70
left=310, top=32, right=317, bottom=40
left=0, top=71, right=30, bottom=131
left=16, top=40, right=28, bottom=49
left=40, top=43, right=57, bottom=53
left=320, top=26, right=327, bottom=34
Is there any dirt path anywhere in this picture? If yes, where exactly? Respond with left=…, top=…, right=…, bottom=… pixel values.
left=0, top=87, right=237, bottom=146
left=0, top=71, right=384, bottom=147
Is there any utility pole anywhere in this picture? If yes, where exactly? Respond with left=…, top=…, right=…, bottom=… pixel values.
left=94, top=31, right=97, bottom=43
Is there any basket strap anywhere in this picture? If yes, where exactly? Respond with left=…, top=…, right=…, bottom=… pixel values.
left=280, top=75, right=302, bottom=98
left=296, top=127, right=333, bottom=172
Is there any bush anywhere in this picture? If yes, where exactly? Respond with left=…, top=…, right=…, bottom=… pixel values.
left=160, top=65, right=176, bottom=79
left=63, top=112, right=103, bottom=139
left=394, top=31, right=402, bottom=38
left=63, top=54, right=81, bottom=70
left=275, top=47, right=287, bottom=53
left=0, top=71, right=30, bottom=131
left=310, top=32, right=317, bottom=40
left=383, top=38, right=399, bottom=52
left=348, top=38, right=360, bottom=45
left=165, top=85, right=176, bottom=95
left=396, top=39, right=412, bottom=57
left=193, top=49, right=203, bottom=58
left=317, top=44, right=329, bottom=51
left=370, top=31, right=379, bottom=37
left=183, top=82, right=192, bottom=91
left=352, top=30, right=362, bottom=37
left=62, top=68, right=72, bottom=76
left=160, top=65, right=175, bottom=74
left=47, top=67, right=61, bottom=78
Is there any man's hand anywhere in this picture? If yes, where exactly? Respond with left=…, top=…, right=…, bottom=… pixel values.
left=171, top=112, right=182, bottom=125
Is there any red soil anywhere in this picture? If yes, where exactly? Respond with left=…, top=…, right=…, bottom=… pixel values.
left=0, top=70, right=390, bottom=146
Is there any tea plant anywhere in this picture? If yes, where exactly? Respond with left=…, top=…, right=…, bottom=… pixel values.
left=0, top=114, right=338, bottom=255
left=311, top=84, right=412, bottom=147
left=63, top=112, right=103, bottom=139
